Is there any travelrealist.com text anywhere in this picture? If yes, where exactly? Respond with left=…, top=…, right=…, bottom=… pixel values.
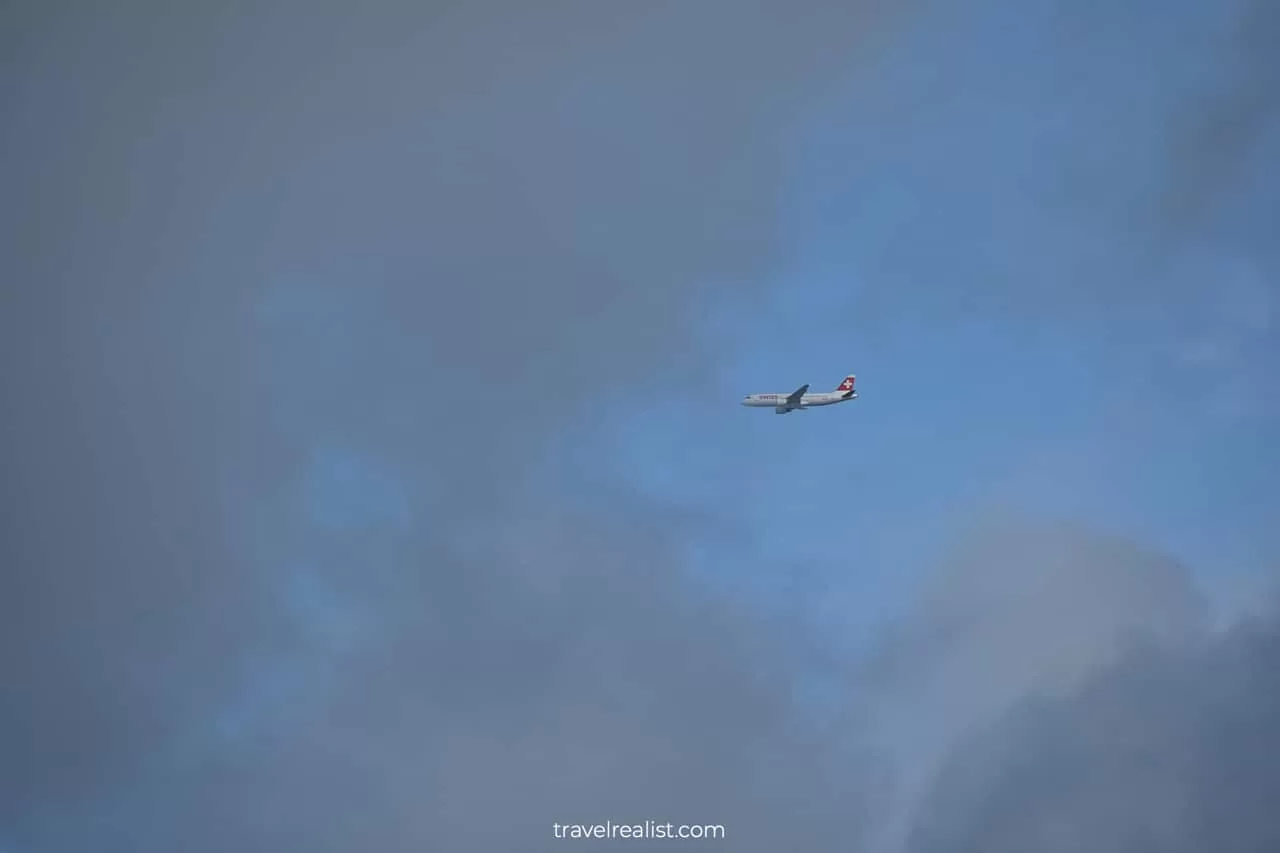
left=553, top=821, right=726, bottom=840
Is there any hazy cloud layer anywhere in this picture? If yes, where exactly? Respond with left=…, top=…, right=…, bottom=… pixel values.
left=2, top=2, right=897, bottom=850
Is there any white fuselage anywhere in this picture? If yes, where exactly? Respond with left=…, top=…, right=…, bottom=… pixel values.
left=740, top=391, right=855, bottom=410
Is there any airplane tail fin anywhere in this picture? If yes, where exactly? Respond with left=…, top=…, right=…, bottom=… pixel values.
left=836, top=374, right=856, bottom=396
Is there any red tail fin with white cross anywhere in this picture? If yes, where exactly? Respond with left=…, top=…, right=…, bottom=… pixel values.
left=836, top=375, right=856, bottom=395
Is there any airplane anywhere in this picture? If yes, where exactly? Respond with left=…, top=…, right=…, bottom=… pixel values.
left=741, top=374, right=857, bottom=414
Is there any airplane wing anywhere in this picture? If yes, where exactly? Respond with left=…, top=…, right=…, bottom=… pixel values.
left=785, top=384, right=809, bottom=407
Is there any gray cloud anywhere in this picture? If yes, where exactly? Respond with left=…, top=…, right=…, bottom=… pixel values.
left=1159, top=0, right=1280, bottom=234
left=1, top=1, right=898, bottom=850
left=906, top=596, right=1280, bottom=853
left=859, top=519, right=1212, bottom=853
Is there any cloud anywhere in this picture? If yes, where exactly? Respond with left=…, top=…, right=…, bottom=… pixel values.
left=906, top=597, right=1280, bottom=853
left=0, top=1, right=899, bottom=850
left=1160, top=0, right=1280, bottom=233
left=859, top=519, right=1211, bottom=852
